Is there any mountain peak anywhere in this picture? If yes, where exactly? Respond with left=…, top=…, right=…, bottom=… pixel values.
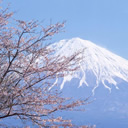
left=51, top=38, right=128, bottom=93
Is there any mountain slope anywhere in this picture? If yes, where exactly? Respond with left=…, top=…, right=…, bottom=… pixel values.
left=51, top=38, right=128, bottom=93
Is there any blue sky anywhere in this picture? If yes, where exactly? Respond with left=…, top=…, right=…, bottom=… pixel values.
left=2, top=0, right=128, bottom=59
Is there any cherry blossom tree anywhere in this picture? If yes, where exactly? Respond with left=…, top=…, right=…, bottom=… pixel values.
left=0, top=5, right=92, bottom=128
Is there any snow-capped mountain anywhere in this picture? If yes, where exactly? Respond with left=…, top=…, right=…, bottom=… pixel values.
left=51, top=38, right=128, bottom=93
left=50, top=38, right=128, bottom=128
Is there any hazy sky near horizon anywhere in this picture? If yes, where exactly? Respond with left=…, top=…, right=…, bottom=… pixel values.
left=2, top=0, right=128, bottom=59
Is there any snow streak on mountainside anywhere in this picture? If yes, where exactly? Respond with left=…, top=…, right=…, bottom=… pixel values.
left=50, top=38, right=128, bottom=93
